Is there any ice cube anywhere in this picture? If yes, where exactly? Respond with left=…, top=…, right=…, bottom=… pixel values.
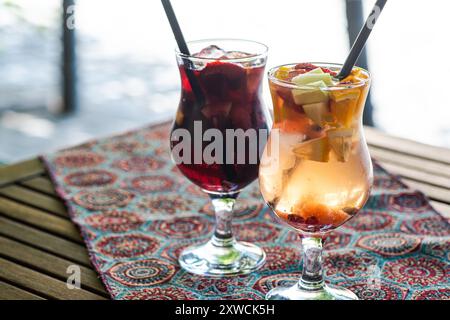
left=261, top=132, right=298, bottom=174
left=278, top=134, right=298, bottom=170
left=194, top=45, right=227, bottom=59
left=259, top=171, right=284, bottom=201
left=221, top=50, right=253, bottom=59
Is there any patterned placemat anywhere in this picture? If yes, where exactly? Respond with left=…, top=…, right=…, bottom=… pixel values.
left=41, top=122, right=450, bottom=300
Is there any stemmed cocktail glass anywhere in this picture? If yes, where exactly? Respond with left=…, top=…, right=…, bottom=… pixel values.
left=259, top=63, right=373, bottom=299
left=170, top=39, right=270, bottom=276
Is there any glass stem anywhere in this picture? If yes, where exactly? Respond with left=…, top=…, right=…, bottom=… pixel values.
left=209, top=193, right=239, bottom=247
left=298, top=237, right=325, bottom=291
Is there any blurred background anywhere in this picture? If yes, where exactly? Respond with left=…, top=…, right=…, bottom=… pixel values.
left=1, top=0, right=449, bottom=164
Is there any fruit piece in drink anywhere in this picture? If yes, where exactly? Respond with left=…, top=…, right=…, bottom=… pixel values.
left=292, top=69, right=334, bottom=86
left=330, top=89, right=360, bottom=127
left=327, top=128, right=353, bottom=162
left=292, top=80, right=329, bottom=105
left=302, top=102, right=335, bottom=126
left=293, top=136, right=329, bottom=162
left=291, top=202, right=350, bottom=227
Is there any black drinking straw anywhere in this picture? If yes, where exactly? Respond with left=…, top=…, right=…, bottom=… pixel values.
left=161, top=0, right=204, bottom=106
left=337, top=0, right=388, bottom=80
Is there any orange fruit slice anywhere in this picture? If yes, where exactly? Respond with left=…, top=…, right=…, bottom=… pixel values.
left=274, top=66, right=291, bottom=80
left=330, top=88, right=360, bottom=127
left=293, top=137, right=329, bottom=162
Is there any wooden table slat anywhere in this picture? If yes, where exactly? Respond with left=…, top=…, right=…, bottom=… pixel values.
left=0, top=158, right=46, bottom=187
left=0, top=217, right=91, bottom=267
left=0, top=281, right=45, bottom=300
left=0, top=236, right=107, bottom=296
left=378, top=161, right=450, bottom=190
left=430, top=201, right=450, bottom=218
left=369, top=146, right=450, bottom=179
left=0, top=197, right=82, bottom=243
left=401, top=178, right=450, bottom=204
left=366, top=127, right=450, bottom=164
left=0, top=184, right=68, bottom=218
left=19, top=176, right=58, bottom=196
left=0, top=258, right=105, bottom=300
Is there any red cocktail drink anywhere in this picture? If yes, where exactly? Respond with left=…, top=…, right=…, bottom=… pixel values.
left=171, top=43, right=269, bottom=193
left=169, top=39, right=269, bottom=276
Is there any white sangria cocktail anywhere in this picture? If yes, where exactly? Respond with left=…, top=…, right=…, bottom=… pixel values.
left=259, top=63, right=373, bottom=300
left=260, top=63, right=373, bottom=234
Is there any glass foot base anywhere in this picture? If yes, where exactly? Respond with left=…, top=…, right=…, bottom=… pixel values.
left=178, top=238, right=266, bottom=277
left=266, top=283, right=359, bottom=300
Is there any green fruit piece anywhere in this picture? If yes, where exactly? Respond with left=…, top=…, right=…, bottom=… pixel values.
left=307, top=80, right=327, bottom=87
left=292, top=80, right=329, bottom=105
left=306, top=67, right=324, bottom=75
left=292, top=72, right=334, bottom=86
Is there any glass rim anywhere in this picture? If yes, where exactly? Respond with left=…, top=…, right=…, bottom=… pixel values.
left=268, top=62, right=371, bottom=90
left=175, top=38, right=269, bottom=63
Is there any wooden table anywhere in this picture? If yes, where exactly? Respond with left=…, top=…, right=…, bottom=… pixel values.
left=0, top=127, right=449, bottom=300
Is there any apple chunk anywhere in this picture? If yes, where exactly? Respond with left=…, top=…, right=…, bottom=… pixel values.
left=306, top=67, right=325, bottom=75
left=292, top=80, right=329, bottom=105
left=292, top=71, right=334, bottom=86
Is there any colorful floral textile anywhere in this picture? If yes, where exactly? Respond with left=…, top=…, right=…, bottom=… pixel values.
left=42, top=122, right=450, bottom=300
